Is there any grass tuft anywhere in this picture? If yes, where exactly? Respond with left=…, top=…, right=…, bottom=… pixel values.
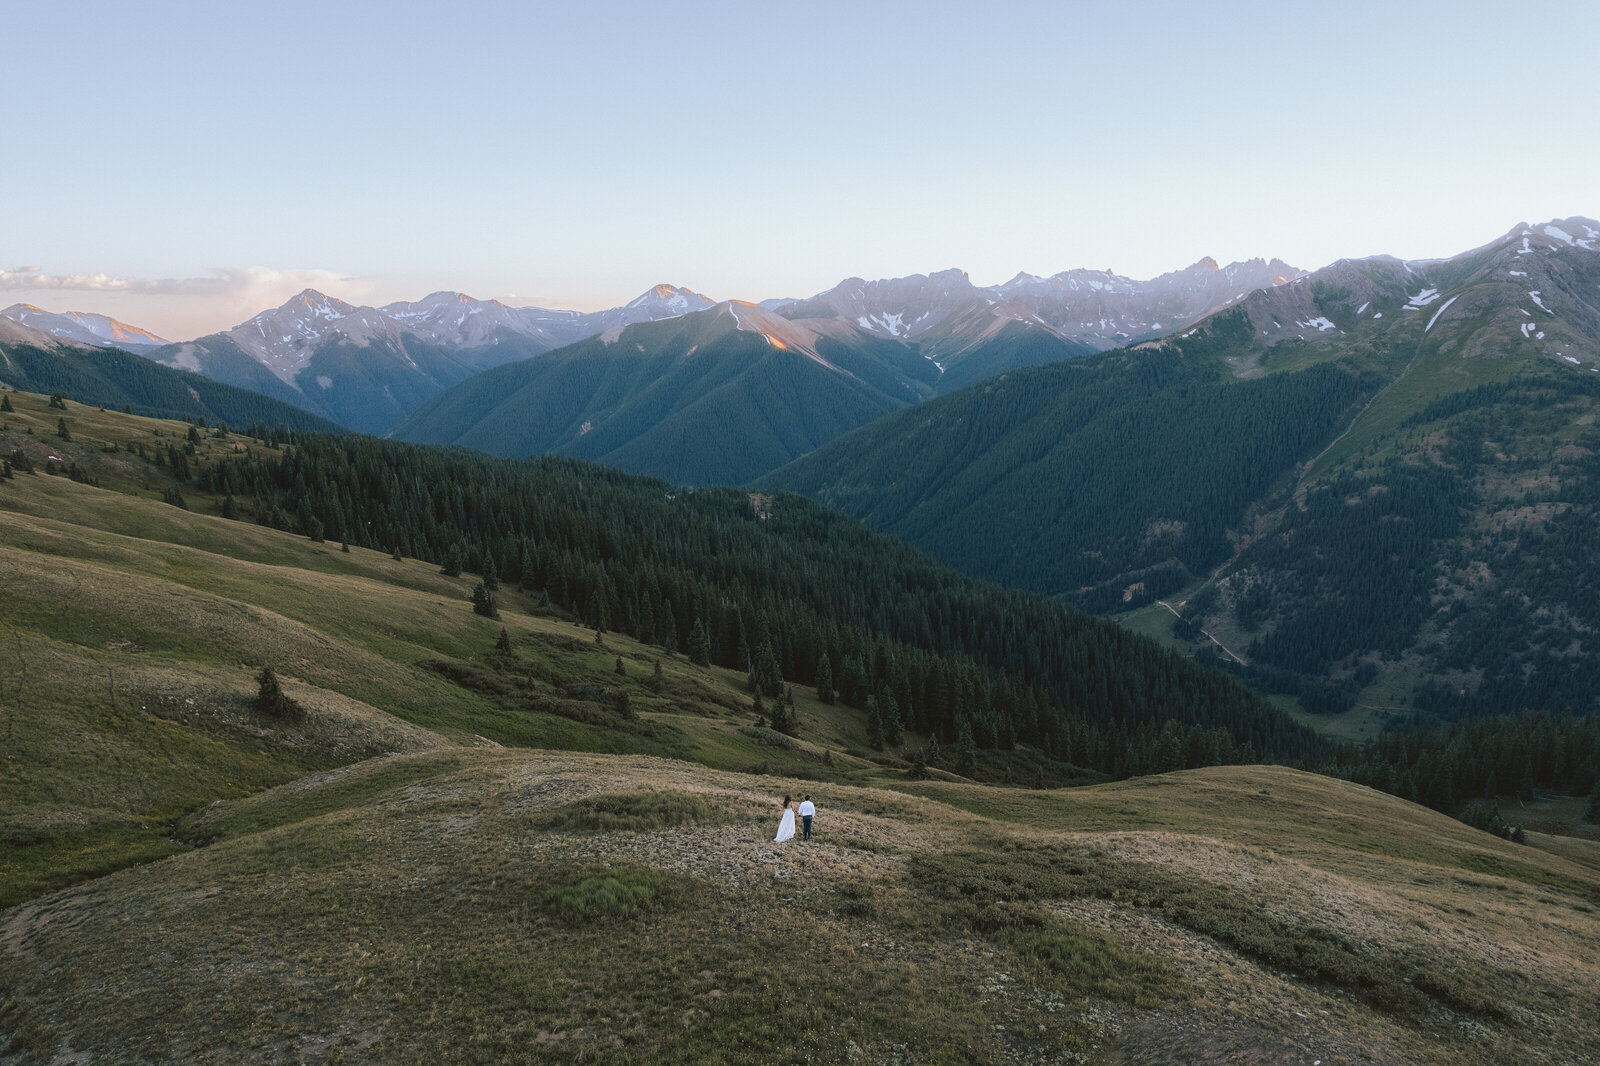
left=537, top=790, right=715, bottom=832
left=544, top=867, right=693, bottom=923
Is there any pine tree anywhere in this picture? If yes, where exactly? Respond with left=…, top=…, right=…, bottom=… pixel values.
left=769, top=690, right=797, bottom=737
left=306, top=517, right=324, bottom=543
left=687, top=617, right=711, bottom=666
left=637, top=595, right=655, bottom=646
left=441, top=544, right=464, bottom=577
left=1154, top=720, right=1184, bottom=773
left=748, top=643, right=783, bottom=698
left=955, top=717, right=977, bottom=777
left=471, top=582, right=499, bottom=619
left=57, top=418, right=71, bottom=441
left=659, top=610, right=677, bottom=655
left=254, top=665, right=305, bottom=723
left=1517, top=759, right=1537, bottom=803
left=751, top=690, right=767, bottom=727
left=651, top=659, right=664, bottom=691
left=392, top=544, right=404, bottom=561
left=519, top=545, right=537, bottom=592
left=838, top=655, right=865, bottom=708
left=815, top=652, right=835, bottom=704
left=615, top=655, right=626, bottom=677
left=495, top=627, right=512, bottom=654
left=0, top=393, right=12, bottom=413
left=482, top=552, right=500, bottom=593
left=866, top=700, right=885, bottom=750
left=907, top=747, right=929, bottom=779
left=221, top=494, right=239, bottom=519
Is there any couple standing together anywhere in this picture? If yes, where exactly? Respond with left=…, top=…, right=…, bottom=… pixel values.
left=774, top=794, right=814, bottom=842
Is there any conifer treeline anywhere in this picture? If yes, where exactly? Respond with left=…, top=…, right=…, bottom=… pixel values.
left=197, top=434, right=1323, bottom=775
left=1321, top=709, right=1600, bottom=815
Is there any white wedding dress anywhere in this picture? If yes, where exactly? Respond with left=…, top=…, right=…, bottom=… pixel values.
left=774, top=808, right=796, bottom=842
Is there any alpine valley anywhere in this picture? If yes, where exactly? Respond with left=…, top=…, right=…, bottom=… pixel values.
left=5, top=221, right=1600, bottom=1066
left=762, top=218, right=1600, bottom=725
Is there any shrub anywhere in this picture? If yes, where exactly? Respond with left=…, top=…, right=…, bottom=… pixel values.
left=254, top=665, right=305, bottom=723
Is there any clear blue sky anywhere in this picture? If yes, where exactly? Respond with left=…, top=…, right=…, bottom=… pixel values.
left=6, top=0, right=1596, bottom=339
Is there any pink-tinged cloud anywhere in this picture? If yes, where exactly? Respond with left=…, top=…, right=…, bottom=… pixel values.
left=0, top=265, right=362, bottom=300
left=0, top=266, right=375, bottom=339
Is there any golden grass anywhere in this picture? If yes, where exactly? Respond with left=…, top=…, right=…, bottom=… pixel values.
left=4, top=401, right=1600, bottom=1063
left=4, top=754, right=1598, bottom=1065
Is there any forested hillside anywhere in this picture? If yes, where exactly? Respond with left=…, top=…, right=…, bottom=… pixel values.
left=0, top=341, right=343, bottom=434
left=763, top=220, right=1600, bottom=722
left=395, top=304, right=941, bottom=485
left=200, top=430, right=1320, bottom=773
left=763, top=313, right=1375, bottom=608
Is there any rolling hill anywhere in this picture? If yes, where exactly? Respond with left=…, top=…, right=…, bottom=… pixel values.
left=1, top=395, right=1596, bottom=1063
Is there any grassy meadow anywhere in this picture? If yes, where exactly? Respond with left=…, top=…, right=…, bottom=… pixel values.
left=3, top=391, right=1599, bottom=1064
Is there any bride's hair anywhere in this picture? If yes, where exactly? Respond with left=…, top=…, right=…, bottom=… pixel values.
left=782, top=794, right=791, bottom=806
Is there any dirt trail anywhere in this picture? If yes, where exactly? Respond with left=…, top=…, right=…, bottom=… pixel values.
left=1156, top=600, right=1248, bottom=666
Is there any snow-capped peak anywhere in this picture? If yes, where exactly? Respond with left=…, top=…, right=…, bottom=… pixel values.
left=625, top=284, right=715, bottom=314
left=0, top=302, right=170, bottom=351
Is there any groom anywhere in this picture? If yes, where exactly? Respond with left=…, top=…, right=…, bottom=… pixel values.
left=798, top=795, right=815, bottom=840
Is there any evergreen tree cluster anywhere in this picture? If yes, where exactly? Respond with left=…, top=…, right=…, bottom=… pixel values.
left=1322, top=709, right=1600, bottom=817
left=0, top=343, right=341, bottom=432
left=764, top=342, right=1371, bottom=607
left=196, top=433, right=1321, bottom=776
left=1241, top=463, right=1472, bottom=672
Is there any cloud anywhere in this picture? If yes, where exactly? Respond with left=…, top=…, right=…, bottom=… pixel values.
left=0, top=265, right=365, bottom=302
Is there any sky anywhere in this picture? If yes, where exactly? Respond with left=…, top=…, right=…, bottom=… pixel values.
left=5, top=0, right=1597, bottom=340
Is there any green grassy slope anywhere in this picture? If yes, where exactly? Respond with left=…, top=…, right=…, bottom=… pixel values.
left=4, top=753, right=1597, bottom=1065
left=2, top=397, right=1598, bottom=1064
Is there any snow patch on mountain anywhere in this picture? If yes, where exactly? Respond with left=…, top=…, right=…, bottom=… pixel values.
left=1425, top=296, right=1458, bottom=332
left=1, top=304, right=170, bottom=351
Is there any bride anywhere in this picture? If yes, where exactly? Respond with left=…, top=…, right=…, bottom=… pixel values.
left=774, top=794, right=796, bottom=842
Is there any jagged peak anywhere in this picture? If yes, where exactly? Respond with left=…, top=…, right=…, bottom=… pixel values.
left=627, top=283, right=711, bottom=309
left=927, top=267, right=971, bottom=286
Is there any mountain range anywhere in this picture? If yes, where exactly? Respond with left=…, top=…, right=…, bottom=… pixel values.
left=0, top=314, right=343, bottom=433
left=11, top=218, right=1600, bottom=721
left=0, top=303, right=170, bottom=351
left=3, top=256, right=1300, bottom=438
left=761, top=216, right=1600, bottom=719
left=122, top=285, right=716, bottom=434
